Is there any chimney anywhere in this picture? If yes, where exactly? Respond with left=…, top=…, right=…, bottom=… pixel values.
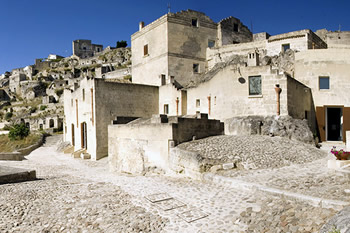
left=139, top=21, right=145, bottom=31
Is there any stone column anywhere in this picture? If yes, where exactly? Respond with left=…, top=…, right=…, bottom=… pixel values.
left=274, top=84, right=282, bottom=116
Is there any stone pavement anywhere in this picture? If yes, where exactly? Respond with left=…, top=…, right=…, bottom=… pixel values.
left=0, top=135, right=344, bottom=232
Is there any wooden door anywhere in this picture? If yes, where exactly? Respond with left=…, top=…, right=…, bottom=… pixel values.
left=343, top=107, right=350, bottom=142
left=316, top=106, right=325, bottom=142
left=71, top=124, right=75, bottom=146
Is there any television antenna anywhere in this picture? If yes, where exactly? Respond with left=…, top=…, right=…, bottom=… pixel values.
left=167, top=3, right=171, bottom=13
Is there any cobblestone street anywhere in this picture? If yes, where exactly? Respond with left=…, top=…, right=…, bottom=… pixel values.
left=0, top=135, right=345, bottom=232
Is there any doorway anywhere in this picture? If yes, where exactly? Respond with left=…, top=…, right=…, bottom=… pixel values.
left=326, top=107, right=343, bottom=141
left=71, top=124, right=75, bottom=146
left=81, top=122, right=87, bottom=149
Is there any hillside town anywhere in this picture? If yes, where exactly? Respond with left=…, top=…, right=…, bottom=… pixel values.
left=1, top=9, right=350, bottom=232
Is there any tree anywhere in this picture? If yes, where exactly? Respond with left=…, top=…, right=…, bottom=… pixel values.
left=116, top=40, right=127, bottom=48
left=8, top=123, right=30, bottom=140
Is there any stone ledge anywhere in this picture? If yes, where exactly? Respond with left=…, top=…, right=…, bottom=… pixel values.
left=327, top=159, right=350, bottom=170
left=0, top=166, right=36, bottom=184
left=202, top=173, right=348, bottom=210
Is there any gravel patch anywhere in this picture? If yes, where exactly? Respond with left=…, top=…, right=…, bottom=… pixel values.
left=238, top=196, right=338, bottom=233
left=0, top=176, right=167, bottom=233
left=178, top=135, right=326, bottom=169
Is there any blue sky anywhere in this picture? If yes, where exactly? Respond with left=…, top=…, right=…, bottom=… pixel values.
left=0, top=0, right=349, bottom=74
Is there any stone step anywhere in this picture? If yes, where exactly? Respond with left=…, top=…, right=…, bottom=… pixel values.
left=81, top=152, right=91, bottom=160
left=71, top=149, right=86, bottom=158
left=63, top=145, right=74, bottom=154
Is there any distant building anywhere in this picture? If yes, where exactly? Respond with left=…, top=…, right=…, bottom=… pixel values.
left=72, top=40, right=103, bottom=59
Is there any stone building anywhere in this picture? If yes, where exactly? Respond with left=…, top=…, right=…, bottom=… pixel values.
left=63, top=77, right=159, bottom=160
left=72, top=40, right=103, bottom=59
left=9, top=72, right=26, bottom=93
left=131, top=9, right=252, bottom=87
left=294, top=49, right=350, bottom=142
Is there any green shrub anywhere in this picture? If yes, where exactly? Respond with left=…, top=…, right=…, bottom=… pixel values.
left=116, top=40, right=127, bottom=48
left=5, top=112, right=13, bottom=121
left=30, top=107, right=37, bottom=114
left=40, top=105, right=47, bottom=111
left=8, top=123, right=30, bottom=140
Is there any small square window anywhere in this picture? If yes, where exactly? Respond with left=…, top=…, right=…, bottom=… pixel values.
left=192, top=18, right=198, bottom=27
left=208, top=40, right=215, bottom=48
left=196, top=99, right=200, bottom=107
left=144, top=44, right=148, bottom=56
left=319, top=76, right=330, bottom=89
left=164, top=104, right=169, bottom=114
left=249, top=76, right=262, bottom=95
left=193, top=63, right=199, bottom=73
left=282, top=44, right=290, bottom=52
left=161, top=74, right=166, bottom=85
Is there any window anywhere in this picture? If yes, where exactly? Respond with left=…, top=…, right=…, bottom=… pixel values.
left=233, top=23, right=239, bottom=32
left=161, top=74, right=166, bottom=85
left=208, top=40, right=215, bottom=48
left=82, top=89, right=85, bottom=101
left=196, top=99, right=200, bottom=107
left=97, top=48, right=100, bottom=52
left=319, top=76, right=330, bottom=89
left=193, top=63, right=199, bottom=73
left=144, top=44, right=148, bottom=56
left=71, top=99, right=73, bottom=107
left=282, top=44, right=290, bottom=52
left=164, top=104, right=169, bottom=114
left=249, top=76, right=262, bottom=95
left=192, top=18, right=198, bottom=27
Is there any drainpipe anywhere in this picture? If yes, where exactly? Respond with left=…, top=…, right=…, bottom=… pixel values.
left=176, top=97, right=179, bottom=116
left=207, top=96, right=211, bottom=115
left=274, top=84, right=282, bottom=116
left=91, top=88, right=94, bottom=125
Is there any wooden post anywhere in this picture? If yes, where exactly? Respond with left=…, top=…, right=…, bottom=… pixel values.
left=176, top=97, right=179, bottom=115
left=207, top=96, right=211, bottom=115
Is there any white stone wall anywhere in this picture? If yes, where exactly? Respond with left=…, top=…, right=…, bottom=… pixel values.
left=108, top=123, right=173, bottom=174
left=159, top=84, right=182, bottom=116
left=64, top=78, right=97, bottom=159
left=294, top=49, right=350, bottom=107
left=131, top=16, right=168, bottom=86
left=186, top=65, right=289, bottom=121
left=64, top=78, right=159, bottom=160
left=206, top=40, right=266, bottom=70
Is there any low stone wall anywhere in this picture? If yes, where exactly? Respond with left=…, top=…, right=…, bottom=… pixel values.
left=0, top=134, right=44, bottom=161
left=108, top=115, right=224, bottom=175
left=224, top=115, right=314, bottom=144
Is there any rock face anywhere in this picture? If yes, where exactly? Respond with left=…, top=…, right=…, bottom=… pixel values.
left=320, top=206, right=350, bottom=233
left=225, top=115, right=314, bottom=144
